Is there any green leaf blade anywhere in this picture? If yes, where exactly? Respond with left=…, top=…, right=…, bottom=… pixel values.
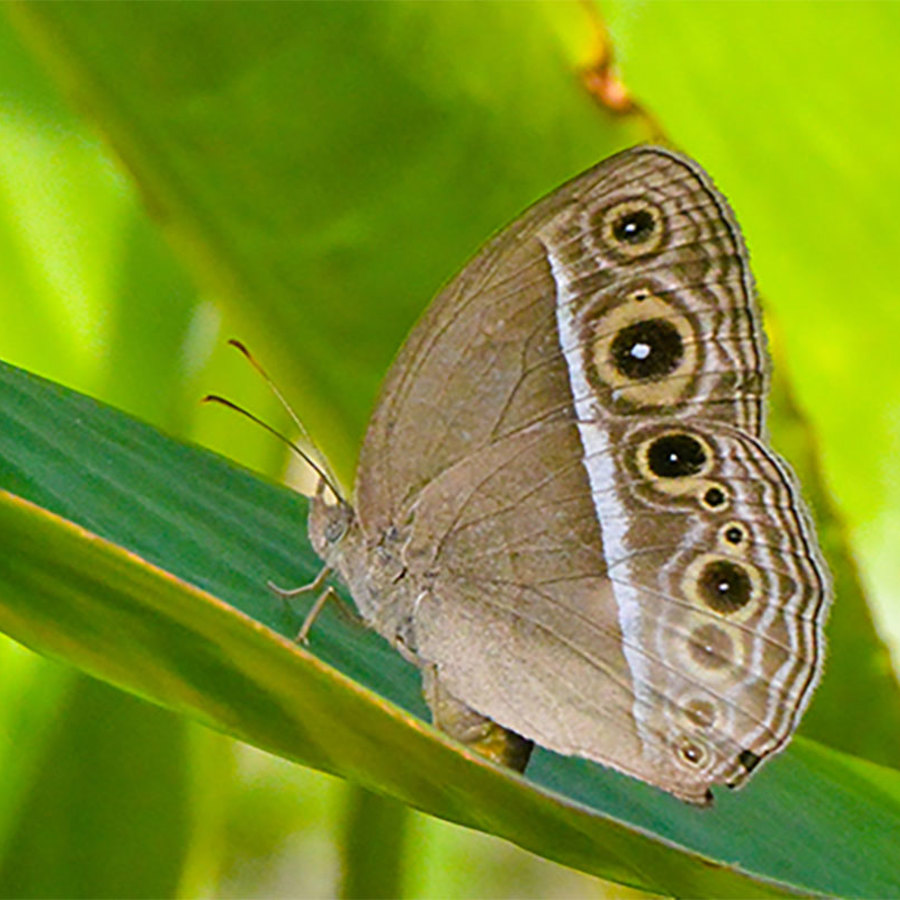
left=0, top=360, right=898, bottom=898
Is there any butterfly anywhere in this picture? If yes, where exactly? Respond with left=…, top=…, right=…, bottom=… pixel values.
left=305, top=146, right=831, bottom=805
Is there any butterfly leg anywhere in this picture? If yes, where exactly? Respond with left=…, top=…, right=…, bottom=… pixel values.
left=268, top=568, right=360, bottom=642
left=268, top=564, right=332, bottom=599
left=295, top=585, right=339, bottom=644
left=421, top=666, right=534, bottom=772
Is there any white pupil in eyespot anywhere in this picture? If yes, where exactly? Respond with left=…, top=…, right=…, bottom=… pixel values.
left=630, top=342, right=651, bottom=360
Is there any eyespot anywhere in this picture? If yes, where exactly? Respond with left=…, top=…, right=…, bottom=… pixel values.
left=702, top=485, right=728, bottom=509
left=698, top=559, right=753, bottom=614
left=646, top=433, right=709, bottom=478
left=614, top=208, right=656, bottom=244
left=677, top=737, right=709, bottom=768
left=684, top=698, right=717, bottom=729
left=721, top=522, right=747, bottom=547
left=609, top=318, right=684, bottom=381
left=684, top=553, right=761, bottom=618
left=687, top=623, right=733, bottom=670
left=580, top=283, right=699, bottom=412
left=324, top=518, right=346, bottom=543
left=597, top=199, right=666, bottom=258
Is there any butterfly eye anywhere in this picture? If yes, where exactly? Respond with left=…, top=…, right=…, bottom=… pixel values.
left=323, top=504, right=352, bottom=543
left=596, top=198, right=666, bottom=258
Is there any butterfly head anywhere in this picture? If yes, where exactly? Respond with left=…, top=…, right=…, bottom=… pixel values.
left=307, top=478, right=355, bottom=563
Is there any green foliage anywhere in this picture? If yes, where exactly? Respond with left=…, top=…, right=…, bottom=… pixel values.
left=0, top=2, right=897, bottom=897
left=1, top=359, right=899, bottom=897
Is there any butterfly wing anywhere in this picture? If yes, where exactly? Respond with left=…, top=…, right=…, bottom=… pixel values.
left=403, top=416, right=828, bottom=801
left=358, top=147, right=766, bottom=531
left=350, top=146, right=830, bottom=801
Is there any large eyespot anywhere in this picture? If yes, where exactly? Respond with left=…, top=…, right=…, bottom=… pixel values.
left=596, top=198, right=666, bottom=259
left=698, top=559, right=753, bottom=614
left=610, top=318, right=684, bottom=381
left=581, top=284, right=700, bottom=411
left=646, top=433, right=708, bottom=478
left=613, top=208, right=656, bottom=244
left=632, top=430, right=716, bottom=500
left=684, top=553, right=761, bottom=617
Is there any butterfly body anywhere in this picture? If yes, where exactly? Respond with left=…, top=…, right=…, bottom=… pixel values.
left=309, top=146, right=831, bottom=805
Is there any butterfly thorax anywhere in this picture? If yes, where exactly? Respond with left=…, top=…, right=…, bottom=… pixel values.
left=309, top=486, right=421, bottom=661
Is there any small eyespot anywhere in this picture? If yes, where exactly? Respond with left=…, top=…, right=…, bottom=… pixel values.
left=678, top=738, right=707, bottom=767
left=610, top=319, right=684, bottom=381
left=702, top=485, right=727, bottom=509
left=684, top=698, right=717, bottom=729
left=698, top=559, right=753, bottom=613
left=324, top=519, right=345, bottom=542
left=647, top=433, right=708, bottom=478
left=720, top=522, right=748, bottom=548
left=596, top=199, right=666, bottom=258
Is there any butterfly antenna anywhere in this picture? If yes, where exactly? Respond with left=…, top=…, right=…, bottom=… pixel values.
left=227, top=341, right=306, bottom=436
left=224, top=340, right=343, bottom=498
left=202, top=395, right=345, bottom=503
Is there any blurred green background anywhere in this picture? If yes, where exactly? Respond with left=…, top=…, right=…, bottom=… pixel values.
left=0, top=2, right=897, bottom=897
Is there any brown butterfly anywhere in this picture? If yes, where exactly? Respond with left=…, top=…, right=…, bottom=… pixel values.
left=306, top=146, right=831, bottom=805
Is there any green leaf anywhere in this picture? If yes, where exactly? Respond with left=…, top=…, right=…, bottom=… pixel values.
left=340, top=788, right=409, bottom=900
left=0, top=15, right=215, bottom=899
left=0, top=675, right=193, bottom=899
left=1, top=359, right=898, bottom=899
